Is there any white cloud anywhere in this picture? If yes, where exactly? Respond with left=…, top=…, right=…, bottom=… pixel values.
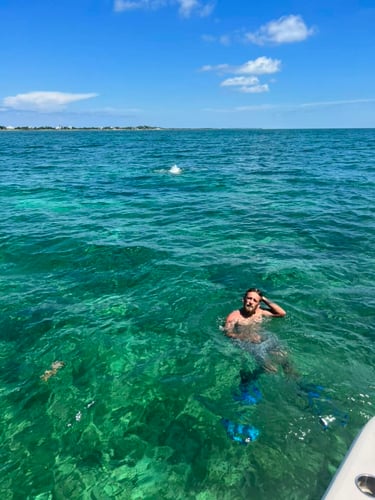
left=194, top=1, right=215, bottom=18
left=206, top=99, right=375, bottom=113
left=221, top=76, right=259, bottom=87
left=200, top=57, right=280, bottom=75
left=298, top=98, right=375, bottom=108
left=235, top=57, right=281, bottom=75
left=178, top=0, right=198, bottom=17
left=221, top=77, right=269, bottom=94
left=201, top=57, right=280, bottom=94
left=246, top=15, right=315, bottom=45
left=235, top=104, right=277, bottom=112
left=3, top=91, right=98, bottom=112
left=114, top=0, right=214, bottom=17
left=203, top=104, right=275, bottom=113
left=114, top=0, right=167, bottom=12
left=200, top=63, right=230, bottom=72
left=238, top=84, right=269, bottom=94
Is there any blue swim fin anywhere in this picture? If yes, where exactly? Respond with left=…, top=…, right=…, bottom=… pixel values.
left=234, top=369, right=263, bottom=405
left=234, top=382, right=262, bottom=405
left=221, top=418, right=260, bottom=444
left=299, top=382, right=349, bottom=430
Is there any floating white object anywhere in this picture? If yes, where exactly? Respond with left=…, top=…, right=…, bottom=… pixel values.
left=169, top=165, right=182, bottom=174
left=323, top=416, right=375, bottom=499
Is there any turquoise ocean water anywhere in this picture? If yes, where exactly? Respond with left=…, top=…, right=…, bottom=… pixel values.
left=0, top=129, right=374, bottom=499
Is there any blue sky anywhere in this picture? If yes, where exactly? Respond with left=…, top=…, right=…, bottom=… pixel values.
left=1, top=0, right=374, bottom=128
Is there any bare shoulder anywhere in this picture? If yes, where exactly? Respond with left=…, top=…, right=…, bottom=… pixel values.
left=225, top=309, right=241, bottom=329
left=226, top=309, right=241, bottom=322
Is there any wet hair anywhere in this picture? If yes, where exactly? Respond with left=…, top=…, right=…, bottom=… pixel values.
left=244, top=288, right=263, bottom=298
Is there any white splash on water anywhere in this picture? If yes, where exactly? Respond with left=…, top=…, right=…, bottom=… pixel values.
left=169, top=164, right=182, bottom=175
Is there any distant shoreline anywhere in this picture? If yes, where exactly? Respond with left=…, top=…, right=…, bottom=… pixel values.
left=1, top=126, right=372, bottom=131
left=0, top=125, right=240, bottom=132
left=0, top=127, right=238, bottom=132
left=0, top=125, right=165, bottom=131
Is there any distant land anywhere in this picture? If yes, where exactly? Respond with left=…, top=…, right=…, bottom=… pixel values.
left=0, top=125, right=163, bottom=131
left=0, top=125, right=262, bottom=131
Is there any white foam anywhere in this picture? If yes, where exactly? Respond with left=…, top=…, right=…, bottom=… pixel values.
left=169, top=164, right=182, bottom=175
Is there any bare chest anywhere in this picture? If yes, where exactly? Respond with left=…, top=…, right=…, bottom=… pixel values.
left=235, top=313, right=263, bottom=326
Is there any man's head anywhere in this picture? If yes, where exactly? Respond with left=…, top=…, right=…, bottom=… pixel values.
left=242, top=288, right=262, bottom=315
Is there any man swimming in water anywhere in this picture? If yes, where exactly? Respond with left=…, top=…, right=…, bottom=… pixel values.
left=225, top=288, right=286, bottom=338
left=225, top=288, right=293, bottom=375
left=225, top=291, right=338, bottom=429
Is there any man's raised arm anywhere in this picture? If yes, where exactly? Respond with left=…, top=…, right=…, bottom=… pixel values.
left=261, top=296, right=286, bottom=317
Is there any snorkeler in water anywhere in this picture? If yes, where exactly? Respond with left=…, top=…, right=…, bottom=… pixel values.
left=222, top=288, right=346, bottom=436
left=224, top=288, right=295, bottom=376
left=225, top=288, right=286, bottom=336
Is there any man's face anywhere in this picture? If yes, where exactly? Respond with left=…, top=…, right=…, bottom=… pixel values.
left=243, top=291, right=261, bottom=314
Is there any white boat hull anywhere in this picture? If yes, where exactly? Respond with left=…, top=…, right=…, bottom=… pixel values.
left=323, top=416, right=375, bottom=499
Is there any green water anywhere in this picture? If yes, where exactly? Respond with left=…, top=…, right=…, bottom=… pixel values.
left=0, top=129, right=374, bottom=499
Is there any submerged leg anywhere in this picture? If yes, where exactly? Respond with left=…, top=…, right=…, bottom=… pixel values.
left=240, top=367, right=264, bottom=384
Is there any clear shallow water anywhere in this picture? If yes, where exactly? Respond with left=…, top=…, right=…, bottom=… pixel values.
left=0, top=129, right=374, bottom=499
